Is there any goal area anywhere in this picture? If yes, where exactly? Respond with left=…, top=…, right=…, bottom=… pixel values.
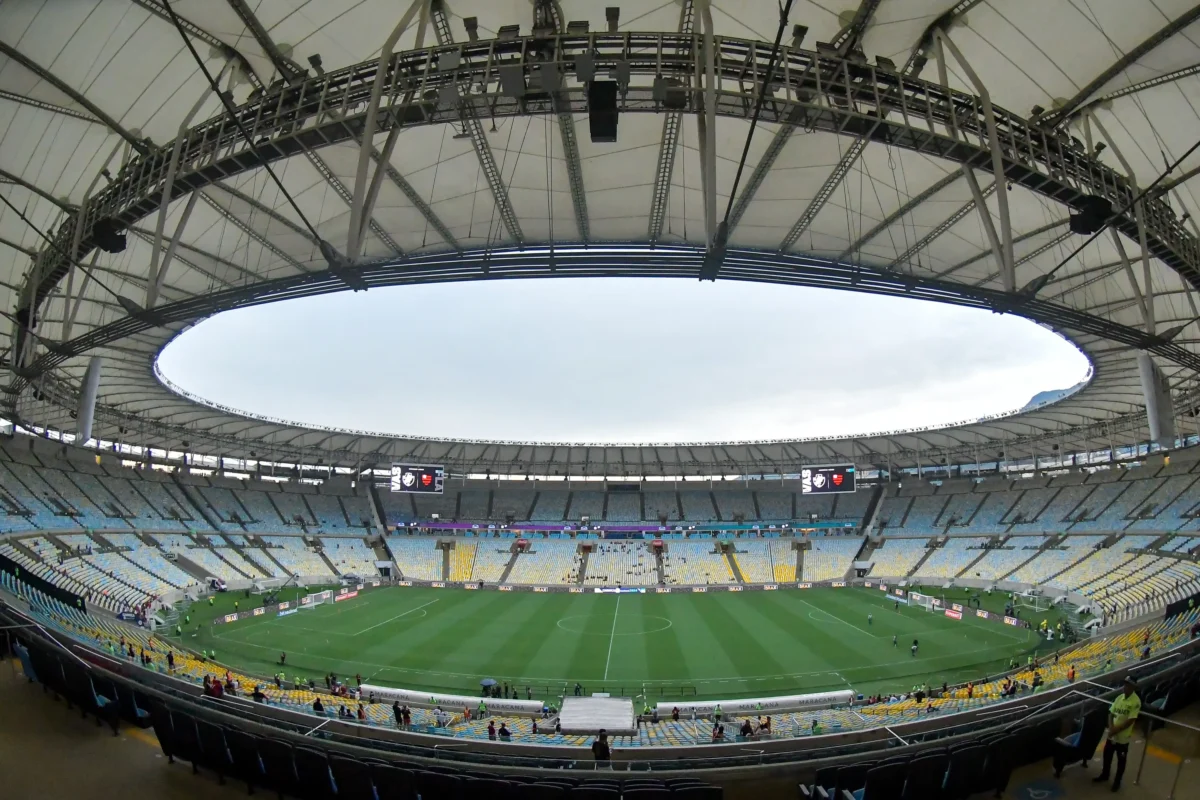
left=909, top=592, right=937, bottom=612
left=1015, top=592, right=1053, bottom=613
left=251, top=577, right=287, bottom=595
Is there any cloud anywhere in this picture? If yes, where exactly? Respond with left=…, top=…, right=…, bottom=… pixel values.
left=157, top=278, right=1091, bottom=442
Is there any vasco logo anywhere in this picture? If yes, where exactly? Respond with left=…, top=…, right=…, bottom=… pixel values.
left=401, top=471, right=416, bottom=488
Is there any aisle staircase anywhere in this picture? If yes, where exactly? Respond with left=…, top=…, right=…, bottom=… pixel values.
left=655, top=548, right=665, bottom=584
left=441, top=545, right=451, bottom=581
left=576, top=548, right=590, bottom=584
left=796, top=541, right=806, bottom=580
left=724, top=548, right=745, bottom=584
left=498, top=546, right=520, bottom=583
left=955, top=537, right=998, bottom=578
left=906, top=538, right=940, bottom=577
left=317, top=545, right=340, bottom=576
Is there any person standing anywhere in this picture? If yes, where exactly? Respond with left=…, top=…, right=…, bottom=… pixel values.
left=1094, top=677, right=1140, bottom=791
left=591, top=729, right=611, bottom=763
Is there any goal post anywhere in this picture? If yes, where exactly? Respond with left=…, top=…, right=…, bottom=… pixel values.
left=909, top=592, right=937, bottom=612
left=1015, top=592, right=1052, bottom=614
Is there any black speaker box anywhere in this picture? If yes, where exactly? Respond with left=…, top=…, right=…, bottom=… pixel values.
left=588, top=80, right=618, bottom=143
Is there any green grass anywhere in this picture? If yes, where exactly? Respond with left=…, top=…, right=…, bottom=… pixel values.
left=181, top=586, right=1061, bottom=702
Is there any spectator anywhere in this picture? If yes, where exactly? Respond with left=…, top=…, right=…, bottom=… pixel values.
left=498, top=722, right=511, bottom=739
left=392, top=701, right=402, bottom=727
left=313, top=697, right=324, bottom=714
left=252, top=686, right=266, bottom=703
left=591, top=730, right=611, bottom=762
left=487, top=721, right=497, bottom=740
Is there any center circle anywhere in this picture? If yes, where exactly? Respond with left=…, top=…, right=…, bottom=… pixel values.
left=556, top=614, right=674, bottom=636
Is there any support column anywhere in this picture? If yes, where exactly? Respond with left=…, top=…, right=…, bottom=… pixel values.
left=934, top=30, right=1013, bottom=291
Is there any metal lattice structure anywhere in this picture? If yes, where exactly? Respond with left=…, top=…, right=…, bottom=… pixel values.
left=3, top=0, right=1200, bottom=477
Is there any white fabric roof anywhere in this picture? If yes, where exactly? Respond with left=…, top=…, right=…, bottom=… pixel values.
left=1, top=0, right=1199, bottom=473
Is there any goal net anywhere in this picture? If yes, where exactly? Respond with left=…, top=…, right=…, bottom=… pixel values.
left=909, top=592, right=937, bottom=612
left=300, top=589, right=333, bottom=610
left=251, top=578, right=287, bottom=595
left=1015, top=592, right=1052, bottom=613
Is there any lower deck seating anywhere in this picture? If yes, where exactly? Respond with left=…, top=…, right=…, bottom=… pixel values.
left=506, top=540, right=580, bottom=585
left=662, top=541, right=733, bottom=585
left=802, top=537, right=861, bottom=582
left=389, top=538, right=442, bottom=582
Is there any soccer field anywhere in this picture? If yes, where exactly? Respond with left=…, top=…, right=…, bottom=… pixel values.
left=187, top=586, right=1053, bottom=701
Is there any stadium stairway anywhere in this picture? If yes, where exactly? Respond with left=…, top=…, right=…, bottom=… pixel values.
left=253, top=539, right=291, bottom=576
left=576, top=548, right=590, bottom=584
left=906, top=538, right=940, bottom=576
left=955, top=536, right=998, bottom=578
left=171, top=478, right=226, bottom=532
left=9, top=536, right=45, bottom=564
left=169, top=550, right=218, bottom=583
left=724, top=549, right=745, bottom=583
left=440, top=545, right=451, bottom=581
left=796, top=542, right=806, bottom=577
left=655, top=548, right=665, bottom=584
left=997, top=541, right=1048, bottom=580
left=317, top=547, right=340, bottom=576
left=208, top=547, right=254, bottom=580
left=497, top=547, right=520, bottom=583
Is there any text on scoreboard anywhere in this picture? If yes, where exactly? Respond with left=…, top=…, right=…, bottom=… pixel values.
left=801, top=464, right=855, bottom=494
left=390, top=464, right=445, bottom=494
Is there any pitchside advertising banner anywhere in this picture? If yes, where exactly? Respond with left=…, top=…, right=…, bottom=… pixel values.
left=945, top=609, right=963, bottom=620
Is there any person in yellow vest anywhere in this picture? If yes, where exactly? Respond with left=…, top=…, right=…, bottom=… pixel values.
left=1094, top=676, right=1141, bottom=791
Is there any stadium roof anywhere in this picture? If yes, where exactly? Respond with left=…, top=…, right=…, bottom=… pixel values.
left=2, top=0, right=1200, bottom=476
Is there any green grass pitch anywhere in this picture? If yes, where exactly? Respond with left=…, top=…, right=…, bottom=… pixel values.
left=184, top=586, right=1064, bottom=701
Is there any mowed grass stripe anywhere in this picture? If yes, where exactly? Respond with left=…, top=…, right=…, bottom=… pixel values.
left=191, top=586, right=1045, bottom=699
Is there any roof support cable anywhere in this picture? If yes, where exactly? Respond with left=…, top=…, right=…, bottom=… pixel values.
left=1024, top=132, right=1200, bottom=298
left=698, top=0, right=795, bottom=280
left=159, top=1, right=347, bottom=275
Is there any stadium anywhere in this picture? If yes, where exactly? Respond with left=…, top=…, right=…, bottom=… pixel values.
left=2, top=1, right=1200, bottom=799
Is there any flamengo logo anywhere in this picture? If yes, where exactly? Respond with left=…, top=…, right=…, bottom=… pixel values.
left=944, top=609, right=963, bottom=620
left=334, top=591, right=358, bottom=602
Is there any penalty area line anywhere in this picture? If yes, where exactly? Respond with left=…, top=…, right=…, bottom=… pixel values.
left=353, top=599, right=440, bottom=636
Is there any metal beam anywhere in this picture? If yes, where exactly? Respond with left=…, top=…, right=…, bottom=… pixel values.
left=1044, top=4, right=1200, bottom=127
left=431, top=0, right=524, bottom=245
left=698, top=0, right=718, bottom=246
left=132, top=0, right=265, bottom=89
left=0, top=42, right=148, bottom=154
left=223, top=0, right=306, bottom=83
left=832, top=0, right=882, bottom=55
left=972, top=230, right=1075, bottom=287
left=838, top=170, right=962, bottom=262
left=648, top=0, right=695, bottom=243
left=221, top=0, right=401, bottom=257
left=779, top=137, right=867, bottom=251
left=0, top=89, right=101, bottom=124
left=903, top=0, right=985, bottom=76
left=937, top=219, right=1068, bottom=279
left=935, top=31, right=1014, bottom=291
left=200, top=186, right=308, bottom=273
left=1094, top=61, right=1200, bottom=107
left=0, top=169, right=71, bottom=211
left=542, top=2, right=590, bottom=241
left=0, top=236, right=35, bottom=257
left=726, top=107, right=802, bottom=235
left=128, top=227, right=252, bottom=284
left=887, top=181, right=996, bottom=272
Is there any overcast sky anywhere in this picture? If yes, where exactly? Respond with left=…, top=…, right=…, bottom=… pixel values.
left=156, top=278, right=1091, bottom=443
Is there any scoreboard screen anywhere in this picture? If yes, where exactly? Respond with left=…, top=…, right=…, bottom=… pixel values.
left=801, top=464, right=856, bottom=494
left=390, top=464, right=445, bottom=494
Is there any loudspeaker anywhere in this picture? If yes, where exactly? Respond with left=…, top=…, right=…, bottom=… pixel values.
left=588, top=80, right=618, bottom=143
left=1068, top=195, right=1113, bottom=235
left=92, top=218, right=127, bottom=254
